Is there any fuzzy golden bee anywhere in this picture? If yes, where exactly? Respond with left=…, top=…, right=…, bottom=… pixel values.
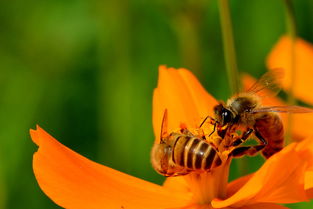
left=209, top=70, right=313, bottom=158
left=151, top=110, right=223, bottom=177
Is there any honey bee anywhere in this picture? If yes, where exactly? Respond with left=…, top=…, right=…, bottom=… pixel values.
left=209, top=70, right=313, bottom=158
left=151, top=110, right=223, bottom=177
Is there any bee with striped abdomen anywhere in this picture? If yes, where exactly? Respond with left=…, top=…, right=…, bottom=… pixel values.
left=151, top=110, right=222, bottom=177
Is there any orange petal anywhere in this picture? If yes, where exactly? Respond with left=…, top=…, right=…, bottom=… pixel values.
left=267, top=35, right=313, bottom=105
left=242, top=74, right=313, bottom=140
left=226, top=174, right=253, bottom=198
left=307, top=188, right=313, bottom=199
left=31, top=126, right=190, bottom=209
left=305, top=171, right=313, bottom=199
left=163, top=178, right=289, bottom=209
left=305, top=171, right=313, bottom=192
left=153, top=66, right=217, bottom=141
left=237, top=203, right=289, bottom=209
left=211, top=138, right=312, bottom=208
left=163, top=176, right=191, bottom=194
left=295, top=136, right=313, bottom=197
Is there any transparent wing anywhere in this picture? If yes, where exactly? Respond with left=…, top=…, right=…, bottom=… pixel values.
left=251, top=105, right=313, bottom=114
left=245, top=69, right=284, bottom=97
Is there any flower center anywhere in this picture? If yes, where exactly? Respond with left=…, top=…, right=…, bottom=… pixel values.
left=184, top=158, right=231, bottom=205
left=180, top=124, right=233, bottom=206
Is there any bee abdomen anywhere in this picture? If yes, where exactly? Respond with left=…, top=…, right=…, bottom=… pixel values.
left=172, top=136, right=221, bottom=171
left=203, top=145, right=222, bottom=170
left=255, top=113, right=284, bottom=158
left=171, top=135, right=190, bottom=166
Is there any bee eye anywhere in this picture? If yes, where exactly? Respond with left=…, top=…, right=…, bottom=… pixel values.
left=222, top=109, right=232, bottom=124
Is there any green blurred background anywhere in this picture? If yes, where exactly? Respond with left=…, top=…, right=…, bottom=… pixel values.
left=0, top=0, right=313, bottom=208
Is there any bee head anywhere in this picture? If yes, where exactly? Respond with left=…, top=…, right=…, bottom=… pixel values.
left=214, top=103, right=234, bottom=126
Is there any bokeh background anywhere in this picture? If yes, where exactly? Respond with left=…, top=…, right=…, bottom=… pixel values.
left=0, top=0, right=313, bottom=208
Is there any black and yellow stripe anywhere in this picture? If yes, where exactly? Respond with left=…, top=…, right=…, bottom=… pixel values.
left=171, top=135, right=222, bottom=171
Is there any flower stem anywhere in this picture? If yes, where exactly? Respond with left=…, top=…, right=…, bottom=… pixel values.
left=218, top=0, right=240, bottom=95
left=283, top=0, right=297, bottom=143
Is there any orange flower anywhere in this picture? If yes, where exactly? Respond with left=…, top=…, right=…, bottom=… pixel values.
left=31, top=66, right=313, bottom=209
left=267, top=36, right=313, bottom=105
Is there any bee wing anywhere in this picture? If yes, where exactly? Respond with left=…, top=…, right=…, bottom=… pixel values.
left=245, top=69, right=284, bottom=97
left=160, top=109, right=168, bottom=142
left=251, top=105, right=313, bottom=114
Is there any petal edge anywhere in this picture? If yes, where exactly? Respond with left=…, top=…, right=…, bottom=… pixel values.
left=31, top=126, right=190, bottom=209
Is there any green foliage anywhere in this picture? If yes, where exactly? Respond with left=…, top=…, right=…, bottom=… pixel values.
left=0, top=0, right=312, bottom=208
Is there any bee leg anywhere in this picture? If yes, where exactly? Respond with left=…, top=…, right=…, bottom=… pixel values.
left=230, top=128, right=268, bottom=157
left=230, top=144, right=266, bottom=158
left=231, top=128, right=254, bottom=146
left=254, top=128, right=268, bottom=146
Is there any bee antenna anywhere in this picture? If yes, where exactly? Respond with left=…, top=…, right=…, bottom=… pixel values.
left=199, top=116, right=209, bottom=128
left=160, top=109, right=168, bottom=143
left=199, top=115, right=215, bottom=128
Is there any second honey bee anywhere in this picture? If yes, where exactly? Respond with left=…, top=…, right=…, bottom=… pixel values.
left=151, top=110, right=223, bottom=177
left=209, top=70, right=313, bottom=158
